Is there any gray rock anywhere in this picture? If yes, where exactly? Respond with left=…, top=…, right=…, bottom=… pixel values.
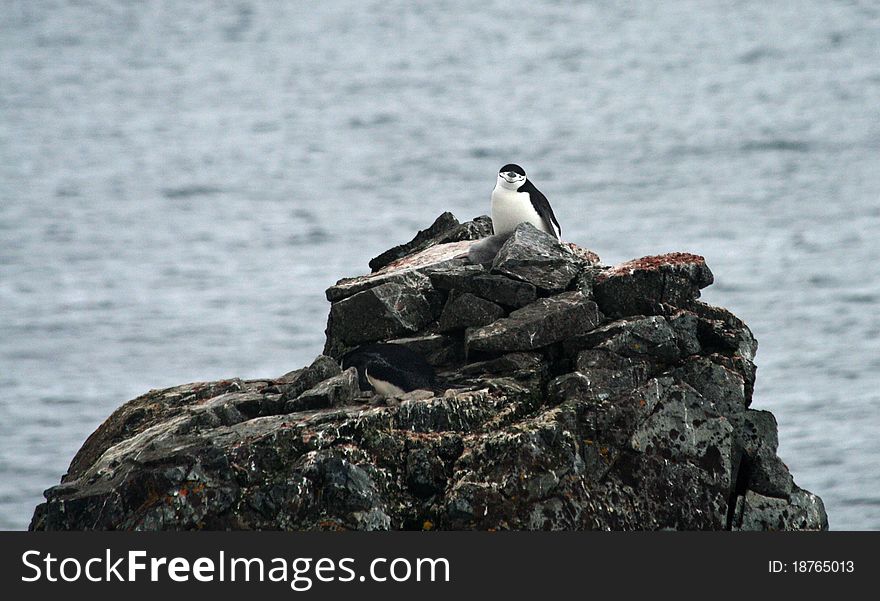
left=732, top=410, right=794, bottom=498
left=737, top=409, right=779, bottom=456
left=595, top=252, right=714, bottom=318
left=58, top=379, right=247, bottom=483
left=301, top=450, right=391, bottom=530
left=277, top=355, right=342, bottom=401
left=423, top=263, right=487, bottom=287
left=672, top=356, right=748, bottom=418
left=733, top=489, right=827, bottom=531
left=789, top=487, right=830, bottom=530
left=30, top=214, right=826, bottom=532
left=491, top=223, right=581, bottom=291
left=549, top=349, right=652, bottom=401
left=690, top=301, right=759, bottom=362
left=748, top=454, right=795, bottom=499
left=425, top=265, right=538, bottom=308
left=324, top=282, right=437, bottom=358
left=31, top=357, right=824, bottom=531
left=285, top=367, right=361, bottom=412
left=465, top=291, right=602, bottom=353
left=708, top=354, right=757, bottom=405
left=438, top=291, right=506, bottom=333
left=196, top=391, right=284, bottom=423
left=570, top=266, right=601, bottom=299
left=575, top=347, right=653, bottom=374
left=391, top=389, right=509, bottom=434
left=630, top=385, right=736, bottom=491
left=367, top=213, right=493, bottom=273
left=405, top=447, right=450, bottom=498
left=571, top=316, right=682, bottom=363
left=369, top=212, right=460, bottom=272
left=667, top=311, right=702, bottom=356
left=326, top=269, right=433, bottom=303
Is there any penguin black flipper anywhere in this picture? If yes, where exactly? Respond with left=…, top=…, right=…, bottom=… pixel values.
left=364, top=360, right=429, bottom=395
left=518, top=179, right=561, bottom=239
left=341, top=343, right=436, bottom=396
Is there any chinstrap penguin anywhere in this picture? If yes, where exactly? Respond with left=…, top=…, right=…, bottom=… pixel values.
left=341, top=343, right=436, bottom=398
left=491, top=164, right=561, bottom=240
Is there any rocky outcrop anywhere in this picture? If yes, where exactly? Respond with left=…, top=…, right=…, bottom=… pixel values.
left=30, top=216, right=827, bottom=531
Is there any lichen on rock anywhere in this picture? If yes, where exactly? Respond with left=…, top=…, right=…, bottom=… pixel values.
left=30, top=216, right=827, bottom=531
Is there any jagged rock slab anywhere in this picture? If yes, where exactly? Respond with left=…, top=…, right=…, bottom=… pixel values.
left=61, top=379, right=249, bottom=483
left=576, top=348, right=653, bottom=375
left=566, top=315, right=694, bottom=366
left=466, top=291, right=602, bottom=353
left=491, top=223, right=581, bottom=291
left=324, top=282, right=438, bottom=357
left=548, top=349, right=652, bottom=401
left=369, top=212, right=460, bottom=272
left=284, top=368, right=360, bottom=412
left=629, top=385, right=737, bottom=492
left=732, top=410, right=794, bottom=498
left=595, top=252, right=714, bottom=317
left=328, top=233, right=491, bottom=304
left=690, top=301, right=758, bottom=362
left=30, top=213, right=827, bottom=532
left=733, top=489, right=827, bottom=531
left=438, top=291, right=506, bottom=333
left=672, top=356, right=748, bottom=417
left=368, top=213, right=492, bottom=273
left=275, top=355, right=342, bottom=401
left=425, top=265, right=538, bottom=308
left=327, top=270, right=434, bottom=303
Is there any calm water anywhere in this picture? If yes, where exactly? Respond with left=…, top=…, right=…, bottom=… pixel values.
left=1, top=1, right=879, bottom=530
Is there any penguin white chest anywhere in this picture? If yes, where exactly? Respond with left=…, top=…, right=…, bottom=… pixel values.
left=491, top=187, right=549, bottom=236
left=366, top=371, right=406, bottom=398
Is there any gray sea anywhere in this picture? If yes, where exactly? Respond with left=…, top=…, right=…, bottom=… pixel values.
left=1, top=0, right=879, bottom=530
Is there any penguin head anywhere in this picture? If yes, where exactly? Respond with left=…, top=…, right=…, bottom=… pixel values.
left=497, top=163, right=526, bottom=190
